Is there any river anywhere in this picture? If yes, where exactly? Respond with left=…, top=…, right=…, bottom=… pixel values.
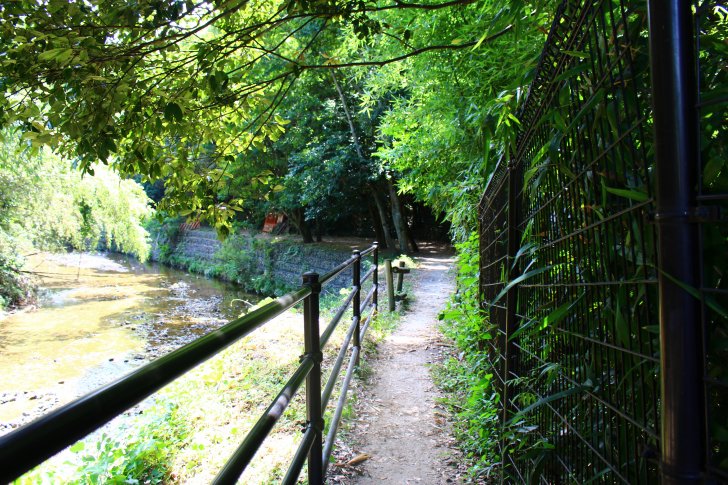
left=0, top=252, right=260, bottom=435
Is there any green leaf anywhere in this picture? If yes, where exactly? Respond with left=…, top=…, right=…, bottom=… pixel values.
left=506, top=385, right=588, bottom=425
left=488, top=266, right=553, bottom=307
left=604, top=186, right=649, bottom=202
left=661, top=270, right=728, bottom=319
left=70, top=442, right=85, bottom=453
left=38, top=47, right=73, bottom=63
left=564, top=88, right=606, bottom=135
left=509, top=292, right=585, bottom=341
left=562, top=50, right=588, bottom=59
left=274, top=115, right=291, bottom=125
left=164, top=102, right=183, bottom=122
left=704, top=156, right=725, bottom=186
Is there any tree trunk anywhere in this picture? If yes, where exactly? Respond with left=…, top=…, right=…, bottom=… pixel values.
left=315, top=218, right=322, bottom=242
left=331, top=71, right=366, bottom=162
left=402, top=197, right=420, bottom=252
left=288, top=208, right=314, bottom=243
left=331, top=71, right=396, bottom=250
left=367, top=199, right=388, bottom=248
left=386, top=177, right=417, bottom=253
left=370, top=182, right=396, bottom=250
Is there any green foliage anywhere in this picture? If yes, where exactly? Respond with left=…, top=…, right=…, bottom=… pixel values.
left=17, top=402, right=187, bottom=485
left=144, top=215, right=183, bottom=263
left=0, top=129, right=152, bottom=307
left=0, top=0, right=544, bottom=240
left=436, top=232, right=500, bottom=480
left=0, top=0, right=474, bottom=232
left=697, top=3, right=728, bottom=469
left=0, top=130, right=151, bottom=260
left=0, top=253, right=35, bottom=309
left=360, top=3, right=554, bottom=241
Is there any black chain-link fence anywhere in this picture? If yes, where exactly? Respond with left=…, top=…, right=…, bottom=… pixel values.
left=478, top=1, right=726, bottom=482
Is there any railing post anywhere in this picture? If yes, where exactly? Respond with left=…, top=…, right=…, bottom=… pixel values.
left=501, top=157, right=523, bottom=479
left=302, top=272, right=323, bottom=485
left=648, top=1, right=705, bottom=482
left=385, top=259, right=394, bottom=312
left=396, top=260, right=405, bottom=293
left=372, top=242, right=379, bottom=312
left=352, top=250, right=361, bottom=366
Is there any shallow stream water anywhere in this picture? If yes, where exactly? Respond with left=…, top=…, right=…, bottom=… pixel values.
left=0, top=252, right=259, bottom=434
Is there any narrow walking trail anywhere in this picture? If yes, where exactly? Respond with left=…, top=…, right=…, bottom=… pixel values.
left=333, top=249, right=462, bottom=484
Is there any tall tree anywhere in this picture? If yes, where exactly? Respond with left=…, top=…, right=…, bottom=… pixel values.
left=330, top=70, right=397, bottom=249
left=0, top=0, right=525, bottom=233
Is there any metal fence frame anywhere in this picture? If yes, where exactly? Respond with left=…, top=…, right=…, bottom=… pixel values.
left=479, top=0, right=726, bottom=482
left=0, top=244, right=380, bottom=484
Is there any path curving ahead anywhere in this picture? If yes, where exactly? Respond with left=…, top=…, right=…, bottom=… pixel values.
left=335, top=250, right=460, bottom=484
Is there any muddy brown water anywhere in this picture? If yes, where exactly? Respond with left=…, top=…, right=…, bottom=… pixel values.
left=0, top=252, right=260, bottom=435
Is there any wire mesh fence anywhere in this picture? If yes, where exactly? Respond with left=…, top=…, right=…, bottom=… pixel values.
left=696, top=1, right=728, bottom=481
left=478, top=0, right=726, bottom=482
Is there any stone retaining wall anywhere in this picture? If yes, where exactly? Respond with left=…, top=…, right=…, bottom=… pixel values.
left=155, top=228, right=368, bottom=292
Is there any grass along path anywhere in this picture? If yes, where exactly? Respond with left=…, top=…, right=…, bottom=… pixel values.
left=332, top=250, right=462, bottom=483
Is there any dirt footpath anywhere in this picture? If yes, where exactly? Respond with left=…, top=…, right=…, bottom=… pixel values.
left=331, top=250, right=463, bottom=484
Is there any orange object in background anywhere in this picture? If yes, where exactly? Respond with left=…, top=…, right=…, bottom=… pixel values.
left=179, top=220, right=201, bottom=231
left=262, top=213, right=286, bottom=233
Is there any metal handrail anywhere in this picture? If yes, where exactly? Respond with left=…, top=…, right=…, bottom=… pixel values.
left=320, top=287, right=357, bottom=348
left=0, top=242, right=380, bottom=485
left=321, top=316, right=360, bottom=411
left=214, top=357, right=315, bottom=483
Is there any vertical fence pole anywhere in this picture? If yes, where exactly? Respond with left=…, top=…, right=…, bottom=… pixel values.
left=396, top=261, right=405, bottom=293
left=372, top=242, right=379, bottom=312
left=302, top=272, right=324, bottom=485
left=647, top=1, right=705, bottom=482
left=385, top=259, right=394, bottom=311
left=501, top=158, right=523, bottom=478
left=352, top=250, right=361, bottom=366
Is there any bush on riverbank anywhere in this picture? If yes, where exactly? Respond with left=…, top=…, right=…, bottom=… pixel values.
left=0, top=130, right=152, bottom=309
left=0, top=254, right=35, bottom=310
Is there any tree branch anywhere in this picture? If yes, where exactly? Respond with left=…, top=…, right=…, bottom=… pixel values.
left=301, top=25, right=513, bottom=69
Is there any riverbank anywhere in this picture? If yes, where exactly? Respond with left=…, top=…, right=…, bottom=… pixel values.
left=148, top=223, right=378, bottom=295
left=0, top=252, right=260, bottom=435
left=4, top=246, right=409, bottom=483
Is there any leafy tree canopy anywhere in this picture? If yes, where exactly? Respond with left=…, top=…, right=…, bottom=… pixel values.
left=1, top=0, right=519, bottom=234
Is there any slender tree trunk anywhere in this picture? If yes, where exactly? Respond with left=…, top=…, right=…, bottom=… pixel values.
left=367, top=199, right=388, bottom=248
left=288, top=208, right=314, bottom=243
left=402, top=196, right=420, bottom=252
left=331, top=71, right=366, bottom=162
left=386, top=176, right=417, bottom=253
left=330, top=71, right=396, bottom=250
left=370, top=182, right=396, bottom=249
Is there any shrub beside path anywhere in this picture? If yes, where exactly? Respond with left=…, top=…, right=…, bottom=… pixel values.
left=331, top=249, right=464, bottom=483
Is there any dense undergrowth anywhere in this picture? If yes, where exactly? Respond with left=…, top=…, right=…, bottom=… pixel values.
left=435, top=232, right=500, bottom=481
